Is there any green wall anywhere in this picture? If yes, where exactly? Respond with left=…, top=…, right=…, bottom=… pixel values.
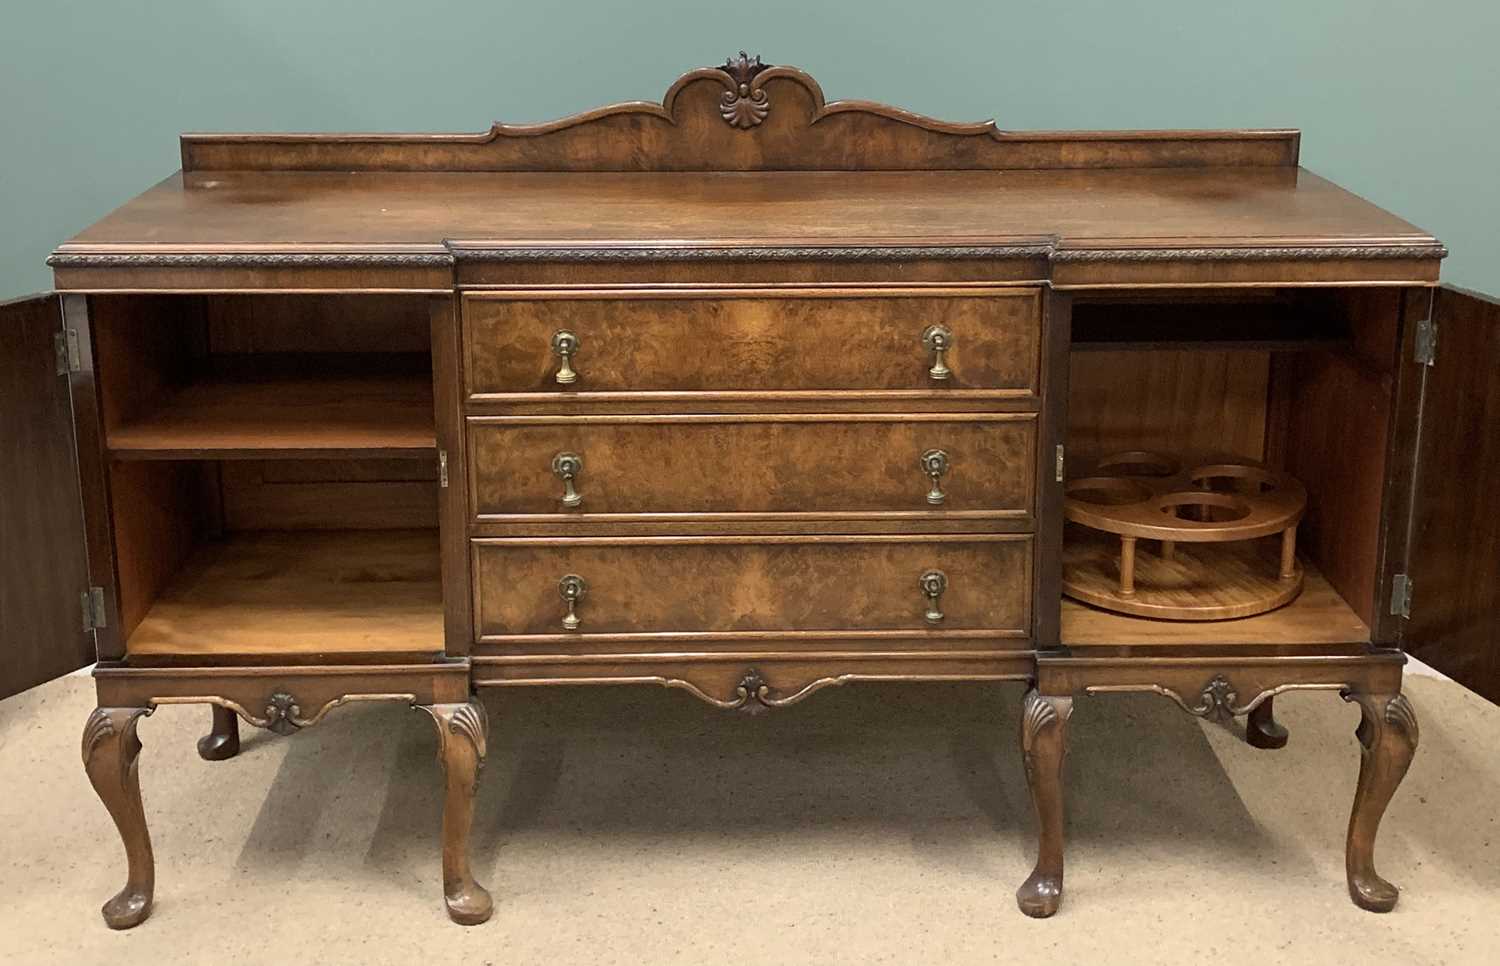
left=3, top=0, right=1496, bottom=296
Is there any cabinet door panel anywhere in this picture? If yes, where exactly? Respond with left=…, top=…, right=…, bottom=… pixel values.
left=0, top=294, right=93, bottom=698
left=1406, top=286, right=1500, bottom=702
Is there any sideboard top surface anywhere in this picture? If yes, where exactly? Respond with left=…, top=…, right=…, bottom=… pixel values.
left=56, top=167, right=1434, bottom=255
left=46, top=56, right=1443, bottom=288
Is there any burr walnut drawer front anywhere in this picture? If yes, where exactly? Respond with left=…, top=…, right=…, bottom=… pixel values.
left=471, top=535, right=1032, bottom=641
left=466, top=413, right=1035, bottom=524
left=462, top=288, right=1041, bottom=398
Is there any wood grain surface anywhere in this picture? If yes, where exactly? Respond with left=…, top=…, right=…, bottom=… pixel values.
left=472, top=535, right=1031, bottom=639
left=463, top=289, right=1040, bottom=396
left=467, top=413, right=1034, bottom=520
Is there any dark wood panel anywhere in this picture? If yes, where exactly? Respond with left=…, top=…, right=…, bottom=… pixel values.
left=109, top=460, right=213, bottom=642
left=0, top=294, right=94, bottom=697
left=205, top=294, right=430, bottom=354
left=219, top=459, right=438, bottom=530
left=1406, top=287, right=1500, bottom=702
left=463, top=289, right=1040, bottom=397
left=1067, top=349, right=1270, bottom=461
left=1274, top=352, right=1392, bottom=630
left=472, top=535, right=1031, bottom=639
left=467, top=414, right=1034, bottom=522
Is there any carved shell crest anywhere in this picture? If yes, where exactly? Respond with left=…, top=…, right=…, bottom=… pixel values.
left=718, top=51, right=771, bottom=129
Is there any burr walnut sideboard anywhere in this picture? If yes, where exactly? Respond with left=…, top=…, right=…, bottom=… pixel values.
left=4, top=54, right=1498, bottom=928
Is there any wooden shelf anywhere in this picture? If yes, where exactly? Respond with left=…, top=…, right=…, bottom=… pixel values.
left=125, top=529, right=444, bottom=658
left=107, top=373, right=436, bottom=460
left=1061, top=558, right=1370, bottom=647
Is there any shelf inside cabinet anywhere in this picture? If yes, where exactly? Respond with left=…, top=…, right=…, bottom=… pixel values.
left=107, top=367, right=436, bottom=461
left=1060, top=558, right=1370, bottom=647
left=124, top=529, right=444, bottom=659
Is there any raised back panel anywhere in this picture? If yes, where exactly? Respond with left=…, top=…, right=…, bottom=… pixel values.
left=182, top=55, right=1299, bottom=173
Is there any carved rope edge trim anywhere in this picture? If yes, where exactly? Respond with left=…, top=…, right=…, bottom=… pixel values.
left=1051, top=245, right=1449, bottom=262
left=48, top=243, right=1447, bottom=269
left=47, top=252, right=454, bottom=269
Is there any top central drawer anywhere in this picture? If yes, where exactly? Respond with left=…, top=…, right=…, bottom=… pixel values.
left=463, top=288, right=1041, bottom=400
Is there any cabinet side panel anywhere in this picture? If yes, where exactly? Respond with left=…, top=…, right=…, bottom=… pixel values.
left=0, top=295, right=94, bottom=696
left=1274, top=290, right=1403, bottom=632
left=432, top=296, right=472, bottom=655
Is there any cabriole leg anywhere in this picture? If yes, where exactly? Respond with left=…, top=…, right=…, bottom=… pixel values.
left=1246, top=696, right=1289, bottom=749
left=82, top=707, right=155, bottom=929
left=1343, top=691, right=1418, bottom=912
left=197, top=705, right=241, bottom=761
left=1016, top=688, right=1073, bottom=918
left=421, top=699, right=493, bottom=925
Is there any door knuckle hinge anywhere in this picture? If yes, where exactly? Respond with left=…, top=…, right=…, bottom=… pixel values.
left=1055, top=444, right=1065, bottom=483
left=55, top=328, right=82, bottom=374
left=1413, top=319, right=1437, bottom=366
left=81, top=586, right=107, bottom=631
left=438, top=449, right=449, bottom=489
left=1390, top=573, right=1413, bottom=620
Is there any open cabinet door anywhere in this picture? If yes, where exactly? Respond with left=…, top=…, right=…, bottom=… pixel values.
left=1405, top=286, right=1500, bottom=703
left=0, top=293, right=94, bottom=699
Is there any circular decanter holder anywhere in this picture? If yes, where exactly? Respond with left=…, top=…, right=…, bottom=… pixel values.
left=1062, top=451, right=1308, bottom=621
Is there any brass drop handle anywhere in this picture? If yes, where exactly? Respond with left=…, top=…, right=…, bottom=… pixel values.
left=919, top=569, right=948, bottom=624
left=920, top=449, right=950, bottom=505
left=921, top=325, right=954, bottom=381
left=558, top=574, right=587, bottom=631
left=552, top=452, right=583, bottom=508
left=552, top=330, right=580, bottom=385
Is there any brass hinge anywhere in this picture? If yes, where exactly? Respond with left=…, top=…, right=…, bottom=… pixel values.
left=438, top=449, right=449, bottom=489
left=1054, top=444, right=1065, bottom=483
left=1414, top=319, right=1437, bottom=366
left=1389, top=573, right=1413, bottom=620
left=81, top=587, right=107, bottom=631
left=54, top=328, right=82, bottom=374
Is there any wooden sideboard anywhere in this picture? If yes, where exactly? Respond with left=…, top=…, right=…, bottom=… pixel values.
left=4, top=53, right=1498, bottom=927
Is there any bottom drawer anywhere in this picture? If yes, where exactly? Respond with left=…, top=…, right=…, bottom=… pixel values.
left=472, top=534, right=1032, bottom=643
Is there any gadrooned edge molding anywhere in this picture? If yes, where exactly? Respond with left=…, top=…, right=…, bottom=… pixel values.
left=47, top=242, right=1448, bottom=268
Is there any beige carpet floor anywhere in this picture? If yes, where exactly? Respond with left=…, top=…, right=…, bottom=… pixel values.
left=0, top=666, right=1496, bottom=965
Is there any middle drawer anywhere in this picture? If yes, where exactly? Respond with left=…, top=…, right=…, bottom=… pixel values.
left=467, top=412, right=1036, bottom=528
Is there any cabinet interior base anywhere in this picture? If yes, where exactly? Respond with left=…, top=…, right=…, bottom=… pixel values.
left=124, top=528, right=444, bottom=659
left=1060, top=556, right=1369, bottom=647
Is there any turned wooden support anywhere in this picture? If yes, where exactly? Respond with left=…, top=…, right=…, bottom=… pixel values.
left=197, top=705, right=241, bottom=761
left=82, top=707, right=155, bottom=929
left=1279, top=525, right=1298, bottom=580
left=1118, top=536, right=1137, bottom=597
left=1343, top=692, right=1418, bottom=912
left=1016, top=688, right=1073, bottom=918
left=420, top=699, right=493, bottom=925
left=1159, top=539, right=1175, bottom=562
